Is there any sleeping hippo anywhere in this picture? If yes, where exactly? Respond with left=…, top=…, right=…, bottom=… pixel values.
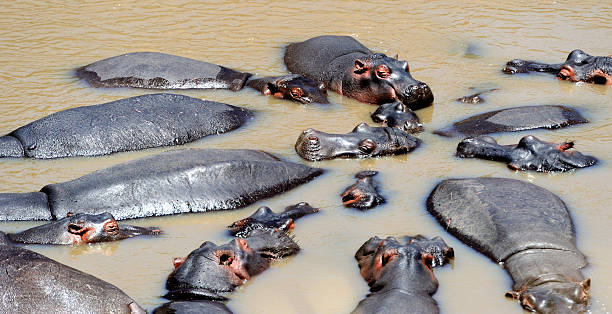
left=341, top=171, right=385, bottom=210
left=246, top=74, right=328, bottom=104
left=352, top=235, right=454, bottom=314
left=0, top=236, right=145, bottom=313
left=427, top=178, right=591, bottom=313
left=227, top=202, right=319, bottom=238
left=503, top=49, right=612, bottom=85
left=370, top=102, right=423, bottom=133
left=0, top=93, right=252, bottom=159
left=295, top=123, right=420, bottom=161
left=0, top=149, right=323, bottom=221
left=6, top=212, right=160, bottom=245
left=456, top=135, right=597, bottom=172
left=284, top=35, right=434, bottom=110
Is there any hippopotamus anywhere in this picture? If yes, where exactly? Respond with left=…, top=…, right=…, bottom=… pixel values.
left=165, top=229, right=299, bottom=301
left=503, top=49, right=612, bottom=85
left=341, top=171, right=385, bottom=210
left=370, top=102, right=423, bottom=133
left=295, top=123, right=420, bottom=161
left=456, top=135, right=597, bottom=172
left=456, top=88, right=499, bottom=104
left=284, top=35, right=434, bottom=110
left=352, top=235, right=454, bottom=314
left=0, top=93, right=252, bottom=159
left=77, top=52, right=252, bottom=91
left=0, top=149, right=323, bottom=221
left=434, top=105, right=588, bottom=137
left=6, top=212, right=160, bottom=245
left=0, top=235, right=145, bottom=313
left=227, top=202, right=319, bottom=238
left=153, top=300, right=233, bottom=314
left=246, top=74, right=328, bottom=104
left=427, top=178, right=591, bottom=313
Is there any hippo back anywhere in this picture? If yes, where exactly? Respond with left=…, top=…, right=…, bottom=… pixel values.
left=426, top=178, right=583, bottom=263
left=0, top=245, right=141, bottom=314
left=42, top=149, right=324, bottom=220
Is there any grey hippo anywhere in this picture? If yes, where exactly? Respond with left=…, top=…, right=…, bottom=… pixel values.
left=341, top=171, right=385, bottom=210
left=0, top=93, right=252, bottom=159
left=0, top=149, right=323, bottom=221
left=427, top=178, right=591, bottom=313
left=370, top=102, right=423, bottom=134
left=284, top=35, right=434, bottom=110
left=352, top=235, right=454, bottom=314
left=504, top=49, right=612, bottom=85
left=0, top=233, right=146, bottom=313
left=295, top=123, right=420, bottom=161
left=227, top=202, right=319, bottom=238
left=456, top=135, right=597, bottom=172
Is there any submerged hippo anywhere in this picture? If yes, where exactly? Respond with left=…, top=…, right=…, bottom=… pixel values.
left=456, top=88, right=499, bottom=104
left=246, top=74, right=328, bottom=104
left=427, top=178, right=591, bottom=313
left=457, top=135, right=597, bottom=172
left=371, top=102, right=423, bottom=133
left=165, top=229, right=299, bottom=301
left=341, top=171, right=385, bottom=210
left=228, top=202, right=319, bottom=238
left=295, top=123, right=420, bottom=161
left=7, top=212, right=160, bottom=245
left=77, top=52, right=252, bottom=91
left=504, top=49, right=612, bottom=85
left=352, top=235, right=454, bottom=314
left=284, top=35, right=434, bottom=110
left=434, top=105, right=588, bottom=137
left=0, top=149, right=323, bottom=221
left=0, top=93, right=252, bottom=159
left=0, top=237, right=145, bottom=313
left=153, top=300, right=233, bottom=314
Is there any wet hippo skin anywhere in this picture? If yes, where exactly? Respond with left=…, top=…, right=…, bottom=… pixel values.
left=246, top=74, right=328, bottom=104
left=227, top=202, right=319, bottom=238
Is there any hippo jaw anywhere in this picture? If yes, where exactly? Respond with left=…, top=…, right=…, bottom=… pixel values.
left=506, top=279, right=590, bottom=314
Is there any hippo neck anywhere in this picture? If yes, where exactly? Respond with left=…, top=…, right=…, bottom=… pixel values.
left=370, top=270, right=437, bottom=295
left=503, top=248, right=586, bottom=291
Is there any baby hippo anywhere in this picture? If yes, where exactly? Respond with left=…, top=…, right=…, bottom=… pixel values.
left=227, top=202, right=319, bottom=238
left=247, top=74, right=328, bottom=104
left=371, top=102, right=423, bottom=133
left=7, top=212, right=160, bottom=245
left=341, top=171, right=385, bottom=210
left=456, top=135, right=597, bottom=172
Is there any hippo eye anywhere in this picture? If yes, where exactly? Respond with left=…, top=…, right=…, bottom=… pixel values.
left=290, top=87, right=304, bottom=98
left=359, top=139, right=376, bottom=154
left=376, top=65, right=390, bottom=79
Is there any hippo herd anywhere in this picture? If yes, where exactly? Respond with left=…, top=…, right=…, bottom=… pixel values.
left=0, top=34, right=610, bottom=313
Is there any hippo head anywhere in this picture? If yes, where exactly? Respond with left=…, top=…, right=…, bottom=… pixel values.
left=355, top=236, right=438, bottom=293
left=342, top=53, right=434, bottom=110
left=341, top=171, right=385, bottom=210
left=262, top=75, right=328, bottom=104
left=506, top=279, right=590, bottom=314
left=402, top=235, right=454, bottom=268
left=295, top=123, right=420, bottom=161
left=228, top=202, right=319, bottom=238
left=62, top=212, right=160, bottom=244
left=557, top=50, right=612, bottom=84
left=371, top=102, right=423, bottom=133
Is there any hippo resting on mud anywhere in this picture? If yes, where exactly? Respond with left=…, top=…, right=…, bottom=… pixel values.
left=341, top=171, right=385, bottom=210
left=427, top=178, right=591, bottom=313
left=6, top=212, right=160, bottom=245
left=296, top=123, right=420, bottom=161
left=504, top=49, right=612, bottom=85
left=434, top=105, right=588, bottom=137
left=352, top=235, right=454, bottom=314
left=228, top=202, right=319, bottom=238
left=0, top=93, right=252, bottom=159
left=247, top=74, right=328, bottom=104
left=77, top=52, right=252, bottom=91
left=457, top=135, right=597, bottom=172
left=284, top=36, right=434, bottom=110
left=0, top=233, right=145, bottom=313
left=154, top=229, right=299, bottom=313
left=0, top=149, right=323, bottom=221
left=371, top=102, right=423, bottom=134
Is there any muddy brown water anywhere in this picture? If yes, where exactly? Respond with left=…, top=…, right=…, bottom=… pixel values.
left=1, top=1, right=611, bottom=313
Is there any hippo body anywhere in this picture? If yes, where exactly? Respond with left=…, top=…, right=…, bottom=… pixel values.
left=295, top=123, right=420, bottom=161
left=246, top=74, right=328, bottom=104
left=0, top=149, right=323, bottom=221
left=228, top=202, right=319, bottom=238
left=0, top=241, right=145, bottom=314
left=371, top=102, right=423, bottom=133
left=352, top=235, right=454, bottom=314
left=153, top=300, right=233, bottom=314
left=7, top=212, right=160, bottom=245
left=284, top=36, right=433, bottom=110
left=0, top=192, right=52, bottom=221
left=427, top=178, right=590, bottom=313
left=434, top=105, right=588, bottom=137
left=0, top=93, right=252, bottom=159
left=77, top=52, right=252, bottom=91
left=504, top=50, right=612, bottom=85
left=456, top=135, right=597, bottom=172
left=341, top=171, right=385, bottom=210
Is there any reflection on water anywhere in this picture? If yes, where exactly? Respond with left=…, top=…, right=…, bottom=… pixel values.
left=1, top=1, right=612, bottom=313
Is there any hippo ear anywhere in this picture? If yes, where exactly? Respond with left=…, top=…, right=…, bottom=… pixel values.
left=505, top=291, right=520, bottom=300
left=581, top=278, right=591, bottom=291
left=262, top=82, right=274, bottom=96
left=354, top=59, right=369, bottom=74
left=359, top=139, right=377, bottom=154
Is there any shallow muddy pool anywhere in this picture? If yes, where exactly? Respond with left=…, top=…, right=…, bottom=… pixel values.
left=1, top=1, right=611, bottom=313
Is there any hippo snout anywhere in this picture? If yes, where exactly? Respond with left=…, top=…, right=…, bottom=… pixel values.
left=400, top=82, right=433, bottom=110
